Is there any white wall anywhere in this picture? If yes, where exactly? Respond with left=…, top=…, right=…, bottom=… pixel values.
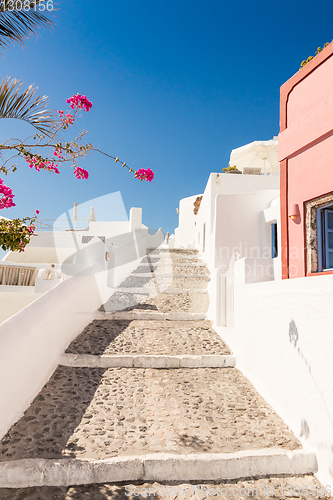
left=129, top=207, right=145, bottom=231
left=206, top=190, right=274, bottom=324
left=175, top=195, right=200, bottom=249
left=2, top=215, right=139, bottom=266
left=107, top=230, right=147, bottom=290
left=174, top=165, right=333, bottom=484
left=0, top=263, right=102, bottom=439
left=214, top=190, right=280, bottom=270
left=217, top=260, right=333, bottom=486
left=175, top=173, right=280, bottom=269
left=88, top=221, right=130, bottom=236
left=0, top=229, right=158, bottom=440
left=205, top=189, right=279, bottom=324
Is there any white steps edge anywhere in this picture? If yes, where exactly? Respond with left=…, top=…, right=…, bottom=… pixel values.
left=147, top=248, right=198, bottom=252
left=145, top=258, right=201, bottom=262
left=130, top=273, right=210, bottom=278
left=0, top=449, right=317, bottom=488
left=96, top=311, right=207, bottom=321
left=146, top=252, right=199, bottom=256
left=60, top=353, right=236, bottom=369
left=138, top=262, right=206, bottom=267
left=107, top=288, right=208, bottom=294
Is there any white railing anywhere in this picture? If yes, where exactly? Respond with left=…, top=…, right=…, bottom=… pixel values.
left=0, top=265, right=37, bottom=286
left=35, top=219, right=89, bottom=232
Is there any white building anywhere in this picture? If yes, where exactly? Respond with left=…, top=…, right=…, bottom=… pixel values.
left=0, top=204, right=164, bottom=324
left=174, top=140, right=333, bottom=486
left=175, top=167, right=280, bottom=326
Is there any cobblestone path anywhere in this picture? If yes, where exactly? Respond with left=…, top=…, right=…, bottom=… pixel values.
left=0, top=249, right=327, bottom=498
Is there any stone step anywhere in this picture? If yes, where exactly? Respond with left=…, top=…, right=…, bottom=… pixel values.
left=0, top=366, right=303, bottom=471
left=130, top=273, right=210, bottom=279
left=147, top=249, right=198, bottom=254
left=0, top=449, right=317, bottom=488
left=142, top=253, right=204, bottom=264
left=100, top=290, right=209, bottom=314
left=96, top=311, right=208, bottom=321
left=65, top=319, right=232, bottom=357
left=119, top=275, right=209, bottom=290
left=60, top=353, right=236, bottom=369
left=2, top=474, right=328, bottom=499
left=142, top=259, right=204, bottom=267
left=110, top=287, right=208, bottom=294
left=138, top=262, right=207, bottom=267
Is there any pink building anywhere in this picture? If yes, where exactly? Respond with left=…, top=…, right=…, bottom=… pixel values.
left=279, top=43, right=333, bottom=279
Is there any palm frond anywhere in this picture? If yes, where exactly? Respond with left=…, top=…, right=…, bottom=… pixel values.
left=0, top=0, right=53, bottom=52
left=0, top=76, right=59, bottom=135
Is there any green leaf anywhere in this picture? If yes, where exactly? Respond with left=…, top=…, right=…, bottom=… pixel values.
left=0, top=76, right=59, bottom=135
left=0, top=0, right=53, bottom=53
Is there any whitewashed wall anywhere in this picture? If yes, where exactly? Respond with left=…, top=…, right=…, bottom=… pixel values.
left=175, top=173, right=280, bottom=269
left=0, top=227, right=159, bottom=440
left=0, top=263, right=102, bottom=439
left=175, top=195, right=200, bottom=249
left=217, top=260, right=333, bottom=486
left=214, top=190, right=280, bottom=269
left=207, top=190, right=279, bottom=324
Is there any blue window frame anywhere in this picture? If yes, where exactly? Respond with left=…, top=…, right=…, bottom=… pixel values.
left=318, top=206, right=333, bottom=271
left=324, top=210, right=333, bottom=269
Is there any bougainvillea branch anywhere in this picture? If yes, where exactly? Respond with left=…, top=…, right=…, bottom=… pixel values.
left=0, top=89, right=155, bottom=252
left=0, top=91, right=154, bottom=184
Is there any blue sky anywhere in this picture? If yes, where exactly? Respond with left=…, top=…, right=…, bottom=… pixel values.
left=1, top=0, right=333, bottom=234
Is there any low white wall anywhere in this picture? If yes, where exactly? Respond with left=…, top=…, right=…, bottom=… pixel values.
left=109, top=230, right=147, bottom=289
left=0, top=264, right=102, bottom=440
left=175, top=195, right=200, bottom=249
left=0, top=286, right=35, bottom=293
left=218, top=259, right=333, bottom=486
left=0, top=230, right=155, bottom=440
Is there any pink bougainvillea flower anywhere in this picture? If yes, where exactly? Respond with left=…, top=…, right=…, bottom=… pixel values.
left=66, top=94, right=93, bottom=112
left=25, top=154, right=60, bottom=174
left=54, top=148, right=64, bottom=160
left=62, top=113, right=75, bottom=127
left=58, top=110, right=64, bottom=118
left=35, top=210, right=40, bottom=215
left=0, top=179, right=15, bottom=209
left=74, top=167, right=89, bottom=179
left=135, top=168, right=154, bottom=182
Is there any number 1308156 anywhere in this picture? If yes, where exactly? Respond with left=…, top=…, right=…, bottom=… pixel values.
left=0, top=1, right=54, bottom=12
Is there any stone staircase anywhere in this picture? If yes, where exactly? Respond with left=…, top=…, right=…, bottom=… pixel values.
left=0, top=249, right=326, bottom=499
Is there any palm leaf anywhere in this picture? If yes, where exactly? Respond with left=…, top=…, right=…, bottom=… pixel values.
left=0, top=0, right=53, bottom=52
left=0, top=76, right=59, bottom=135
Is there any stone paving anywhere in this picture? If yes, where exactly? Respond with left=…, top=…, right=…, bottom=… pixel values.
left=133, top=264, right=209, bottom=276
left=0, top=366, right=300, bottom=462
left=66, top=320, right=231, bottom=356
left=100, top=292, right=209, bottom=313
left=1, top=476, right=330, bottom=500
left=119, top=275, right=209, bottom=291
left=0, top=248, right=324, bottom=498
left=120, top=249, right=209, bottom=290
